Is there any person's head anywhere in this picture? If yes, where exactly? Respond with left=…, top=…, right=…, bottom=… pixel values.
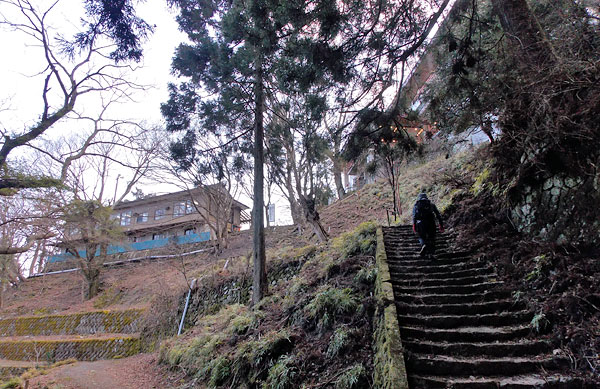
left=417, top=192, right=428, bottom=201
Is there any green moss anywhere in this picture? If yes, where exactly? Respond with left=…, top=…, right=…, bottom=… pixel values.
left=93, top=287, right=123, bottom=309
left=0, top=309, right=144, bottom=337
left=470, top=167, right=491, bottom=196
left=0, top=377, right=21, bottom=389
left=373, top=227, right=409, bottom=389
left=0, top=335, right=140, bottom=361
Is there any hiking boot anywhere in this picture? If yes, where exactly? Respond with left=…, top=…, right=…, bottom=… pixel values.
left=419, top=245, right=427, bottom=257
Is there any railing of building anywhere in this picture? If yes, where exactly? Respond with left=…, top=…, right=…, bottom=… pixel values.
left=48, top=232, right=211, bottom=263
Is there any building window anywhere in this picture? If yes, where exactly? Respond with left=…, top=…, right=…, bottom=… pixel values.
left=184, top=228, right=195, bottom=236
left=155, top=208, right=166, bottom=220
left=137, top=212, right=148, bottom=223
left=267, top=204, right=275, bottom=223
left=173, top=201, right=186, bottom=217
left=120, top=211, right=132, bottom=226
left=186, top=200, right=194, bottom=214
left=152, top=233, right=166, bottom=240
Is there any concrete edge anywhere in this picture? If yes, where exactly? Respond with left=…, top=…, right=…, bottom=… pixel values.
left=373, top=226, right=409, bottom=389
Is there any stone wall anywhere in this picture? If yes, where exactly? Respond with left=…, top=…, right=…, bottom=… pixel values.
left=373, top=227, right=409, bottom=389
left=0, top=309, right=144, bottom=337
left=511, top=172, right=600, bottom=245
left=0, top=336, right=141, bottom=362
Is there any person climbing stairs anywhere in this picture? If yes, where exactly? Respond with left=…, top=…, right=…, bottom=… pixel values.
left=383, top=225, right=580, bottom=388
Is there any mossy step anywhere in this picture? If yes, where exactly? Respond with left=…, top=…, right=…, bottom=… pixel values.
left=0, top=334, right=141, bottom=362
left=397, top=310, right=533, bottom=329
left=392, top=266, right=495, bottom=279
left=394, top=290, right=512, bottom=305
left=392, top=281, right=504, bottom=295
left=386, top=251, right=472, bottom=260
left=400, top=324, right=531, bottom=343
left=395, top=299, right=525, bottom=315
left=0, top=309, right=145, bottom=337
left=403, top=339, right=553, bottom=358
left=391, top=274, right=495, bottom=287
left=409, top=373, right=580, bottom=389
left=406, top=354, right=569, bottom=377
left=386, top=261, right=486, bottom=273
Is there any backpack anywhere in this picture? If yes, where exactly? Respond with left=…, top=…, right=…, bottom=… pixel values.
left=414, top=199, right=434, bottom=222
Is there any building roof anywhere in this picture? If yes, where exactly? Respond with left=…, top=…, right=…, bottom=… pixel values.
left=113, top=185, right=249, bottom=210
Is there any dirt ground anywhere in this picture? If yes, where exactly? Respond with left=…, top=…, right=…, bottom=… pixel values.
left=26, top=353, right=169, bottom=389
left=1, top=225, right=310, bottom=319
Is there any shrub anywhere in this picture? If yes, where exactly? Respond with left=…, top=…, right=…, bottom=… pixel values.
left=305, top=287, right=359, bottom=331
left=326, top=326, right=353, bottom=358
left=354, top=261, right=377, bottom=285
left=232, top=330, right=294, bottom=385
left=332, top=222, right=377, bottom=260
left=262, top=354, right=296, bottom=389
left=0, top=378, right=21, bottom=389
left=206, top=356, right=231, bottom=388
left=335, top=364, right=367, bottom=389
left=229, top=314, right=253, bottom=335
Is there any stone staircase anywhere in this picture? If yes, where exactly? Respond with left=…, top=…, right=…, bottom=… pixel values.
left=0, top=308, right=145, bottom=378
left=382, top=225, right=580, bottom=388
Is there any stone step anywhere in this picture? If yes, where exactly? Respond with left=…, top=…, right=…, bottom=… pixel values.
left=386, top=256, right=472, bottom=267
left=392, top=266, right=496, bottom=280
left=382, top=226, right=577, bottom=387
left=395, top=299, right=525, bottom=316
left=405, top=354, right=569, bottom=377
left=397, top=310, right=534, bottom=329
left=394, top=290, right=513, bottom=305
left=409, top=373, right=581, bottom=389
left=392, top=281, right=505, bottom=295
left=383, top=241, right=452, bottom=248
left=392, top=274, right=496, bottom=287
left=0, top=333, right=141, bottom=362
left=386, top=260, right=488, bottom=274
left=403, top=339, right=554, bottom=358
left=400, top=324, right=532, bottom=343
left=0, top=309, right=145, bottom=337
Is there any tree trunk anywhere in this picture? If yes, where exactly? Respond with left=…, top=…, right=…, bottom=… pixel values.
left=332, top=157, right=346, bottom=200
left=252, top=52, right=267, bottom=307
left=284, top=158, right=303, bottom=225
left=298, top=194, right=329, bottom=242
left=490, top=0, right=557, bottom=69
left=83, top=266, right=101, bottom=300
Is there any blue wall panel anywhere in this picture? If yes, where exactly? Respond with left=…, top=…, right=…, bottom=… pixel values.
left=49, top=232, right=211, bottom=263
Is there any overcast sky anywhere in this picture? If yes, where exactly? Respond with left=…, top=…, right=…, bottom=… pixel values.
left=0, top=1, right=184, bottom=133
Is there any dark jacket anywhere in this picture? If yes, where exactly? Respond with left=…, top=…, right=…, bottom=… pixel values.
left=412, top=193, right=443, bottom=227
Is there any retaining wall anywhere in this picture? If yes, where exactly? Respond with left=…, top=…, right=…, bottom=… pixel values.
left=373, top=227, right=408, bottom=389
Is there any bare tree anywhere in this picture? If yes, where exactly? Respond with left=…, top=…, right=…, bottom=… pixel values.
left=154, top=135, right=248, bottom=252
left=0, top=0, right=146, bottom=190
